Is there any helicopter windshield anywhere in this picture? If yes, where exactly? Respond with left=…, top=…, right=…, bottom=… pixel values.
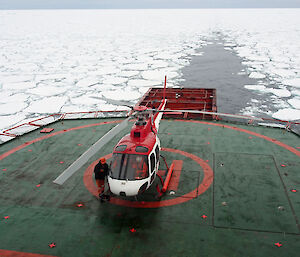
left=110, top=153, right=149, bottom=180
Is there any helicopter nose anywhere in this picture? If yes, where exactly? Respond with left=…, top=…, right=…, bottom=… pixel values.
left=108, top=177, right=146, bottom=196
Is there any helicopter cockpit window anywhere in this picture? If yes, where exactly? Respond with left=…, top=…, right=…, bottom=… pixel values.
left=115, top=145, right=127, bottom=152
left=135, top=146, right=148, bottom=153
left=110, top=153, right=149, bottom=180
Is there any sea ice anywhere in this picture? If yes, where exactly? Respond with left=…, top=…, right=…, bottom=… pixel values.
left=267, top=88, right=291, bottom=98
left=282, top=78, right=300, bottom=88
left=127, top=79, right=161, bottom=87
left=76, top=77, right=100, bottom=88
left=0, top=91, right=13, bottom=99
left=244, top=85, right=291, bottom=97
left=249, top=72, right=266, bottom=79
left=272, top=109, right=300, bottom=121
left=122, top=63, right=149, bottom=71
left=71, top=96, right=105, bottom=106
left=141, top=70, right=178, bottom=81
left=2, top=81, right=36, bottom=90
left=0, top=93, right=29, bottom=103
left=35, top=74, right=67, bottom=82
left=25, top=96, right=68, bottom=114
left=119, top=71, right=140, bottom=77
left=138, top=87, right=151, bottom=94
left=270, top=69, right=296, bottom=78
left=102, top=88, right=141, bottom=101
left=102, top=77, right=128, bottom=85
left=27, top=86, right=67, bottom=97
left=191, top=52, right=204, bottom=56
left=1, top=9, right=300, bottom=136
left=244, top=84, right=267, bottom=91
left=61, top=104, right=98, bottom=113
left=288, top=98, right=300, bottom=109
left=97, top=104, right=131, bottom=111
left=0, top=102, right=28, bottom=115
left=291, top=89, right=300, bottom=96
left=0, top=113, right=27, bottom=130
left=0, top=75, right=34, bottom=83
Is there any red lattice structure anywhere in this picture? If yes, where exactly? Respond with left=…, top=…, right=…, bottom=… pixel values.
left=135, top=87, right=217, bottom=120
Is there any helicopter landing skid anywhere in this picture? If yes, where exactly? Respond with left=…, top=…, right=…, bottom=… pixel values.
left=155, top=162, right=175, bottom=199
left=99, top=192, right=111, bottom=203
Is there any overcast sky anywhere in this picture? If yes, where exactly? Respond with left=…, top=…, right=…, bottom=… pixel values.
left=0, top=0, right=300, bottom=9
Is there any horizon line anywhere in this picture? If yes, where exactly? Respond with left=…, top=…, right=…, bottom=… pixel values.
left=1, top=7, right=300, bottom=10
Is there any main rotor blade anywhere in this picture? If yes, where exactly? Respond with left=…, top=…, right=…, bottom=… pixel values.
left=90, top=96, right=134, bottom=109
left=53, top=117, right=130, bottom=185
left=150, top=109, right=264, bottom=122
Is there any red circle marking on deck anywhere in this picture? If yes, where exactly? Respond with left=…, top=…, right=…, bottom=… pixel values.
left=174, top=120, right=300, bottom=158
left=0, top=120, right=121, bottom=161
left=83, top=148, right=213, bottom=208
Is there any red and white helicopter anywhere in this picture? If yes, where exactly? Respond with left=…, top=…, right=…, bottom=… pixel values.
left=53, top=77, right=167, bottom=197
left=53, top=76, right=265, bottom=197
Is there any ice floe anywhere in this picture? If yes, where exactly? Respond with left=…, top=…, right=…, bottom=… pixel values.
left=272, top=109, right=300, bottom=121
left=244, top=85, right=291, bottom=97
left=282, top=78, right=300, bottom=88
left=0, top=102, right=28, bottom=115
left=119, top=71, right=140, bottom=77
left=127, top=79, right=162, bottom=88
left=122, top=63, right=149, bottom=71
left=244, top=84, right=267, bottom=92
left=249, top=72, right=266, bottom=79
left=2, top=81, right=36, bottom=90
left=25, top=96, right=68, bottom=114
left=270, top=69, right=296, bottom=78
left=27, top=86, right=67, bottom=97
left=71, top=95, right=105, bottom=106
left=76, top=77, right=100, bottom=88
left=149, top=60, right=170, bottom=69
left=0, top=93, right=29, bottom=103
left=102, top=77, right=128, bottom=85
left=267, top=88, right=291, bottom=98
left=288, top=98, right=300, bottom=109
left=0, top=113, right=28, bottom=130
left=102, top=88, right=141, bottom=101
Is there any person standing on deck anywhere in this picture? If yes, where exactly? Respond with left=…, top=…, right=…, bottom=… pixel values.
left=94, top=157, right=109, bottom=196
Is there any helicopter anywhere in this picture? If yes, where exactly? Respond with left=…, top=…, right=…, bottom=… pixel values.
left=53, top=76, right=267, bottom=197
left=108, top=101, right=166, bottom=196
left=53, top=77, right=167, bottom=197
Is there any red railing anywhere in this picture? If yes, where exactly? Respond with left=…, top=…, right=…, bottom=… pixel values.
left=1, top=106, right=300, bottom=144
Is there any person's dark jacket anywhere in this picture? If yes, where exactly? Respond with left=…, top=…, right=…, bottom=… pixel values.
left=94, top=162, right=109, bottom=180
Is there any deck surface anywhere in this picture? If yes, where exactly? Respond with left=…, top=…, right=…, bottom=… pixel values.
left=1, top=118, right=300, bottom=257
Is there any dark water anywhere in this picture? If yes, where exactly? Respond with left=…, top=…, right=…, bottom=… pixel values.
left=181, top=43, right=273, bottom=116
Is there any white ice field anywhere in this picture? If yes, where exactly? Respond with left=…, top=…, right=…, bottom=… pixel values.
left=1, top=9, right=300, bottom=137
